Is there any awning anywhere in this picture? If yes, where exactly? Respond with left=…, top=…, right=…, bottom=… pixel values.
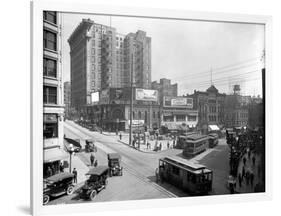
left=44, top=147, right=68, bottom=163
left=208, top=125, right=220, bottom=131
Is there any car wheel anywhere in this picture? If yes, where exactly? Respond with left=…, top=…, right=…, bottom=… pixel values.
left=89, top=190, right=97, bottom=201
left=66, top=185, right=74, bottom=195
left=43, top=195, right=50, bottom=205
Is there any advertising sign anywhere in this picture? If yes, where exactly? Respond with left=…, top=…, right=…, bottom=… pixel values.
left=135, top=88, right=158, bottom=101
left=91, top=92, right=99, bottom=103
left=99, top=89, right=109, bottom=104
left=171, top=97, right=187, bottom=106
left=128, top=119, right=145, bottom=126
left=164, top=96, right=193, bottom=108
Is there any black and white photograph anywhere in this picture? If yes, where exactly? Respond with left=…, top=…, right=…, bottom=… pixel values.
left=42, top=10, right=266, bottom=206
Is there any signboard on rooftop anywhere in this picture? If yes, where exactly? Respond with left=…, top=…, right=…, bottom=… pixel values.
left=164, top=96, right=193, bottom=108
left=135, top=88, right=158, bottom=102
left=91, top=92, right=99, bottom=104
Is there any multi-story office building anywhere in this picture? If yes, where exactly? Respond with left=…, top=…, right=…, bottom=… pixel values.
left=123, top=31, right=151, bottom=89
left=43, top=11, right=66, bottom=177
left=64, top=81, right=71, bottom=119
left=68, top=19, right=152, bottom=112
left=224, top=85, right=249, bottom=128
left=192, top=85, right=226, bottom=132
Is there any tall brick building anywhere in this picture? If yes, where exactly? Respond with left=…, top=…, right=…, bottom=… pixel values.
left=68, top=19, right=151, bottom=112
left=192, top=85, right=226, bottom=131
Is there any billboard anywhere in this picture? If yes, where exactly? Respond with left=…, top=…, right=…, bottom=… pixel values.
left=128, top=119, right=145, bottom=126
left=91, top=92, right=99, bottom=103
left=164, top=96, right=193, bottom=108
left=135, top=88, right=158, bottom=102
left=99, top=89, right=109, bottom=104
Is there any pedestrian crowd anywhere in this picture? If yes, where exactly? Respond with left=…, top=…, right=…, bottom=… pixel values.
left=230, top=148, right=262, bottom=193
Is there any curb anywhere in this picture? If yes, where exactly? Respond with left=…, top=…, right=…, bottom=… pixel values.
left=117, top=140, right=171, bottom=154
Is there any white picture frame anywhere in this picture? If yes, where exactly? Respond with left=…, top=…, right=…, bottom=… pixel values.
left=31, top=0, right=272, bottom=215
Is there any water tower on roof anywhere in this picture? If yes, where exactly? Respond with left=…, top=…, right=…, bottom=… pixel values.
left=233, top=84, right=241, bottom=95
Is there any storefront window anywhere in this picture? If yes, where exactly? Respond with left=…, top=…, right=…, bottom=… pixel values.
left=188, top=115, right=197, bottom=121
left=163, top=116, right=173, bottom=122
left=176, top=115, right=185, bottom=121
left=43, top=114, right=58, bottom=138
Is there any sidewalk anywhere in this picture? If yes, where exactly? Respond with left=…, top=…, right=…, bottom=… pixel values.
left=104, top=132, right=175, bottom=153
left=234, top=150, right=264, bottom=193
left=63, top=153, right=89, bottom=187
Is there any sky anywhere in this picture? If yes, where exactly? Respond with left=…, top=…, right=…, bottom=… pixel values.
left=61, top=12, right=265, bottom=96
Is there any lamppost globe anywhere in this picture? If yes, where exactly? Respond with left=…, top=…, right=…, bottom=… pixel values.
left=69, top=144, right=74, bottom=152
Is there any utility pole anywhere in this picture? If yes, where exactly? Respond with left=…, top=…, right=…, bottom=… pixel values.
left=129, top=53, right=134, bottom=146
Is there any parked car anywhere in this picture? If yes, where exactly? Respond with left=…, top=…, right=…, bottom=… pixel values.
left=107, top=153, right=123, bottom=177
left=43, top=172, right=75, bottom=205
left=88, top=124, right=100, bottom=131
left=85, top=139, right=97, bottom=153
left=64, top=137, right=82, bottom=152
left=79, top=166, right=109, bottom=201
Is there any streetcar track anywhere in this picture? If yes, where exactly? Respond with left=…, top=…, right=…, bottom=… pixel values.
left=64, top=122, right=177, bottom=198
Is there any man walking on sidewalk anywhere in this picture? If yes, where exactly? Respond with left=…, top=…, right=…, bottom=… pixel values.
left=72, top=168, right=77, bottom=184
left=90, top=153, right=95, bottom=166
left=119, top=132, right=122, bottom=140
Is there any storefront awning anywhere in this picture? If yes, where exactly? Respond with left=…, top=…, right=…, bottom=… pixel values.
left=44, top=148, right=68, bottom=163
left=208, top=125, right=220, bottom=131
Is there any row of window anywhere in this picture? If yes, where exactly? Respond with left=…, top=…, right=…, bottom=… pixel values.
left=209, top=106, right=216, bottom=113
left=163, top=115, right=197, bottom=122
left=209, top=115, right=217, bottom=122
left=44, top=12, right=58, bottom=106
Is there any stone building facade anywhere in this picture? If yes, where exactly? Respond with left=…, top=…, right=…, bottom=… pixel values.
left=43, top=11, right=66, bottom=177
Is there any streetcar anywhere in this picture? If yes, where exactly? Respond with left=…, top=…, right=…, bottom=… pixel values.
left=176, top=132, right=198, bottom=149
left=182, top=134, right=209, bottom=157
left=208, top=133, right=219, bottom=148
left=157, top=156, right=213, bottom=195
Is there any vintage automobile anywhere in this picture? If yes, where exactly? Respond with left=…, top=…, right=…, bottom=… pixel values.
left=80, top=166, right=109, bottom=201
left=107, top=153, right=123, bottom=177
left=85, top=139, right=97, bottom=153
left=64, top=137, right=82, bottom=152
left=43, top=172, right=75, bottom=205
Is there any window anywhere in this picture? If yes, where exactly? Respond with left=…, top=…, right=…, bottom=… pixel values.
left=43, top=30, right=57, bottom=51
left=43, top=86, right=57, bottom=104
left=176, top=115, right=185, bottom=122
left=163, top=116, right=173, bottom=122
left=43, top=58, right=57, bottom=78
left=188, top=115, right=197, bottom=121
left=43, top=114, right=58, bottom=138
left=43, top=11, right=57, bottom=24
left=145, top=111, right=148, bottom=123
left=172, top=166, right=180, bottom=175
left=138, top=111, right=142, bottom=119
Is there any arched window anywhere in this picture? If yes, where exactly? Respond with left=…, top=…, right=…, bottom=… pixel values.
left=145, top=111, right=148, bottom=123
left=138, top=111, right=141, bottom=119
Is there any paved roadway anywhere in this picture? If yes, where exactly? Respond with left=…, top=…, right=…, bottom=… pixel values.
left=48, top=121, right=230, bottom=205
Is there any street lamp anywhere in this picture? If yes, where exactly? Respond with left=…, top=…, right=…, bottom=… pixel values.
left=68, top=144, right=75, bottom=173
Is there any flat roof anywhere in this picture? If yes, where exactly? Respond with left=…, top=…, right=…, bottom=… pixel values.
left=187, top=134, right=209, bottom=141
left=86, top=166, right=108, bottom=176
left=160, top=156, right=212, bottom=174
